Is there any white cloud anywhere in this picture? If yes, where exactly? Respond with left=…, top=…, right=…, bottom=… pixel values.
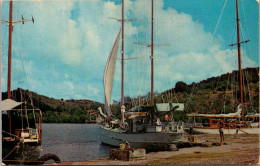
left=122, top=0, right=257, bottom=95
left=2, top=0, right=257, bottom=102
left=87, top=85, right=100, bottom=97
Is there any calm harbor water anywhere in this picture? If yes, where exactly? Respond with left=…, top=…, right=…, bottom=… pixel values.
left=40, top=123, right=111, bottom=162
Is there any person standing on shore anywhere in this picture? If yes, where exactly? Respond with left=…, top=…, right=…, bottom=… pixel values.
left=219, top=126, right=224, bottom=142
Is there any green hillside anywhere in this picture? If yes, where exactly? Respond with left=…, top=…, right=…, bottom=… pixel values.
left=2, top=67, right=258, bottom=123
left=2, top=89, right=103, bottom=123
left=121, top=67, right=259, bottom=121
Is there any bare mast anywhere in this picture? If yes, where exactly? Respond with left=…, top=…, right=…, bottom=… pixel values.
left=236, top=0, right=244, bottom=121
left=134, top=0, right=169, bottom=105
left=3, top=0, right=35, bottom=139
left=229, top=0, right=250, bottom=121
left=7, top=0, right=13, bottom=140
left=121, top=0, right=125, bottom=107
left=151, top=0, right=154, bottom=105
left=7, top=0, right=13, bottom=99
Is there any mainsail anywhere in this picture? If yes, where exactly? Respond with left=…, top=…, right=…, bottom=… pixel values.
left=104, top=29, right=121, bottom=116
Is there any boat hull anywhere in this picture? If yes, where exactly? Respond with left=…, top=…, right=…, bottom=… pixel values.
left=185, top=127, right=260, bottom=134
left=99, top=125, right=184, bottom=148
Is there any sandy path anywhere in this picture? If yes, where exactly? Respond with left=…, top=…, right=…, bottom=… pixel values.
left=51, top=134, right=259, bottom=165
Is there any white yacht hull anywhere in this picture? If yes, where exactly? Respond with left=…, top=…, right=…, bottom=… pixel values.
left=99, top=125, right=184, bottom=148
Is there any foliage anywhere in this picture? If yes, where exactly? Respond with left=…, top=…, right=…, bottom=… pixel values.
left=175, top=81, right=188, bottom=93
left=3, top=67, right=258, bottom=123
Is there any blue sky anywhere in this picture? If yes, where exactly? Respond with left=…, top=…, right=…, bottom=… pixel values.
left=1, top=0, right=259, bottom=103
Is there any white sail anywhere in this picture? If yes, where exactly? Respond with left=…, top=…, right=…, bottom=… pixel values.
left=104, top=29, right=121, bottom=117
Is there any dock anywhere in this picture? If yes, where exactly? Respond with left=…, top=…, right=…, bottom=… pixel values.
left=45, top=134, right=259, bottom=165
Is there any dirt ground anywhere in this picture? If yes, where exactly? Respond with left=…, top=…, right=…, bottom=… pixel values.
left=50, top=134, right=259, bottom=165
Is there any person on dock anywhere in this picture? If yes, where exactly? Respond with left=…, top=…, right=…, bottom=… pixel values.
left=219, top=126, right=224, bottom=142
left=164, top=114, right=169, bottom=124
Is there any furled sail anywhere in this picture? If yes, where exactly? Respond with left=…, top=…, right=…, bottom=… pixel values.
left=187, top=104, right=242, bottom=118
left=104, top=29, right=121, bottom=117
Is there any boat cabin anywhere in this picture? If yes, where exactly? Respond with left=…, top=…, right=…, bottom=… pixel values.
left=124, top=103, right=184, bottom=133
left=1, top=99, right=42, bottom=144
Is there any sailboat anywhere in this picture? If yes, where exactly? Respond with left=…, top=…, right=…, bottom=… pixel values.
left=186, top=104, right=259, bottom=134
left=98, top=0, right=184, bottom=149
left=1, top=1, right=43, bottom=164
left=185, top=0, right=260, bottom=135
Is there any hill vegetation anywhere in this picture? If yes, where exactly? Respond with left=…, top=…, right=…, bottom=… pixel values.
left=2, top=67, right=259, bottom=123
left=2, top=89, right=102, bottom=123
left=120, top=67, right=259, bottom=122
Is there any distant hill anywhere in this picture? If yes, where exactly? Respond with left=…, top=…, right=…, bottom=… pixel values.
left=2, top=89, right=103, bottom=123
left=122, top=67, right=259, bottom=121
left=2, top=67, right=259, bottom=123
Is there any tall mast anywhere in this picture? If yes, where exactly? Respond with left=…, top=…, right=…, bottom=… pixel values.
left=151, top=0, right=154, bottom=105
left=121, top=0, right=125, bottom=107
left=134, top=0, right=169, bottom=105
left=7, top=0, right=13, bottom=99
left=3, top=0, right=34, bottom=139
left=236, top=0, right=244, bottom=121
left=7, top=0, right=13, bottom=140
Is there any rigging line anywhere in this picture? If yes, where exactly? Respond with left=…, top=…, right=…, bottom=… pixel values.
left=209, top=74, right=222, bottom=112
left=2, top=27, right=8, bottom=53
left=32, top=108, right=38, bottom=138
left=160, top=92, right=164, bottom=103
left=138, top=19, right=147, bottom=103
left=222, top=73, right=230, bottom=114
left=241, top=0, right=251, bottom=40
left=247, top=70, right=254, bottom=111
left=245, top=70, right=254, bottom=112
left=173, top=89, right=179, bottom=103
left=14, top=34, right=30, bottom=102
left=242, top=69, right=247, bottom=109
left=135, top=43, right=143, bottom=103
left=235, top=69, right=238, bottom=102
left=169, top=88, right=172, bottom=103
left=162, top=92, right=166, bottom=103
left=2, top=140, right=23, bottom=160
left=203, top=0, right=228, bottom=56
left=240, top=25, right=253, bottom=63
left=137, top=47, right=143, bottom=102
left=231, top=71, right=235, bottom=102
left=241, top=25, right=253, bottom=61
left=167, top=90, right=170, bottom=103
left=21, top=107, right=24, bottom=132
left=240, top=25, right=247, bottom=44
left=185, top=81, right=197, bottom=111
left=165, top=90, right=169, bottom=103
left=137, top=41, right=143, bottom=105
left=19, top=88, right=24, bottom=131
left=164, top=64, right=172, bottom=103
left=155, top=62, right=164, bottom=101
left=25, top=107, right=30, bottom=129
left=158, top=57, right=171, bottom=102
left=2, top=130, right=21, bottom=139
left=184, top=88, right=193, bottom=112
left=227, top=22, right=237, bottom=51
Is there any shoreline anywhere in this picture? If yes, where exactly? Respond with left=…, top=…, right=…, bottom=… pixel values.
left=47, top=133, right=259, bottom=165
